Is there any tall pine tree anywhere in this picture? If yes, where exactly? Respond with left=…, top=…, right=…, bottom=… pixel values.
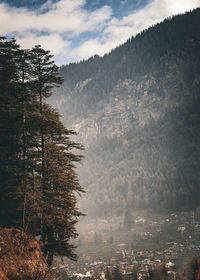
left=0, top=37, right=24, bottom=228
left=0, top=38, right=84, bottom=266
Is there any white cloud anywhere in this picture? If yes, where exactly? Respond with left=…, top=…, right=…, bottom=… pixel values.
left=70, top=38, right=113, bottom=58
left=72, top=0, right=200, bottom=62
left=0, top=0, right=199, bottom=64
left=18, top=33, right=70, bottom=55
left=0, top=0, right=111, bottom=34
left=103, top=0, right=200, bottom=45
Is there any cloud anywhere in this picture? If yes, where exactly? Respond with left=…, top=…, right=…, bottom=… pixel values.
left=70, top=38, right=113, bottom=59
left=104, top=0, right=200, bottom=44
left=0, top=0, right=199, bottom=64
left=0, top=0, right=111, bottom=34
left=18, top=33, right=70, bottom=55
left=72, top=0, right=200, bottom=62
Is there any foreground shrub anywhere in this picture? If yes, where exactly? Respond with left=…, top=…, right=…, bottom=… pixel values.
left=0, top=227, right=52, bottom=279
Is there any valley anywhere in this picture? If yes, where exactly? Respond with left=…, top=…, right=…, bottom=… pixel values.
left=54, top=209, right=200, bottom=279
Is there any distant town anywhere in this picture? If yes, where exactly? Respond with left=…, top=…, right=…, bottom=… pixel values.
left=52, top=209, right=200, bottom=279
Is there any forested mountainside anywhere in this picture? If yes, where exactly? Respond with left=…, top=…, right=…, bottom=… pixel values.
left=51, top=8, right=200, bottom=217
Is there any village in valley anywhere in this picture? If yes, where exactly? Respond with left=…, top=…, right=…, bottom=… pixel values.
left=52, top=209, right=200, bottom=280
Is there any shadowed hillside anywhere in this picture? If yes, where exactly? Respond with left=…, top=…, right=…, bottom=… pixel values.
left=51, top=8, right=200, bottom=217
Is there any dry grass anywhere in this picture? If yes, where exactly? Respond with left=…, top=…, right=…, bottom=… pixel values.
left=0, top=227, right=52, bottom=280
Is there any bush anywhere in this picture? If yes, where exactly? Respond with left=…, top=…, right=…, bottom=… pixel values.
left=0, top=227, right=52, bottom=279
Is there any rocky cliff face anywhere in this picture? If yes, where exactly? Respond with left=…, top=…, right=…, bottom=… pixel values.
left=51, top=8, right=200, bottom=217
left=71, top=71, right=185, bottom=144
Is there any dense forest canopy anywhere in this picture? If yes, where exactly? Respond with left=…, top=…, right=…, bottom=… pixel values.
left=0, top=37, right=84, bottom=265
left=51, top=8, right=200, bottom=217
left=52, top=8, right=200, bottom=121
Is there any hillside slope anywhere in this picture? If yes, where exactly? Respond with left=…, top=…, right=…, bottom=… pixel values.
left=51, top=8, right=200, bottom=217
left=0, top=228, right=51, bottom=279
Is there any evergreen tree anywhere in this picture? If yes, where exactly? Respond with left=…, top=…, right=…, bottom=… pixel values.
left=29, top=45, right=84, bottom=265
left=94, top=232, right=103, bottom=245
left=132, top=268, right=138, bottom=280
left=105, top=267, right=112, bottom=280
left=38, top=105, right=84, bottom=264
left=123, top=208, right=134, bottom=230
left=112, top=266, right=122, bottom=280
left=15, top=48, right=38, bottom=232
left=0, top=37, right=24, bottom=228
left=148, top=267, right=153, bottom=279
left=184, top=256, right=200, bottom=280
left=0, top=38, right=84, bottom=266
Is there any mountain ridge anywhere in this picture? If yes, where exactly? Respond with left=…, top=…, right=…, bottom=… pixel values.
left=51, top=8, right=200, bottom=217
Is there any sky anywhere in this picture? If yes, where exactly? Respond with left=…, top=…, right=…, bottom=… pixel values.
left=0, top=0, right=199, bottom=65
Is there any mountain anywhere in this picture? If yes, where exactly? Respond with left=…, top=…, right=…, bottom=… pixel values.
left=51, top=8, right=200, bottom=218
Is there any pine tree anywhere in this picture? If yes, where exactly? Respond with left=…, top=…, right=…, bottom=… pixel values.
left=15, top=48, right=37, bottom=232
left=123, top=208, right=134, bottom=230
left=0, top=39, right=43, bottom=232
left=0, top=37, right=24, bottom=228
left=29, top=45, right=63, bottom=198
left=0, top=38, right=85, bottom=266
left=105, top=267, right=112, bottom=280
left=148, top=267, right=153, bottom=279
left=38, top=104, right=84, bottom=264
left=29, top=45, right=85, bottom=265
left=184, top=256, right=200, bottom=280
left=112, top=266, right=122, bottom=280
